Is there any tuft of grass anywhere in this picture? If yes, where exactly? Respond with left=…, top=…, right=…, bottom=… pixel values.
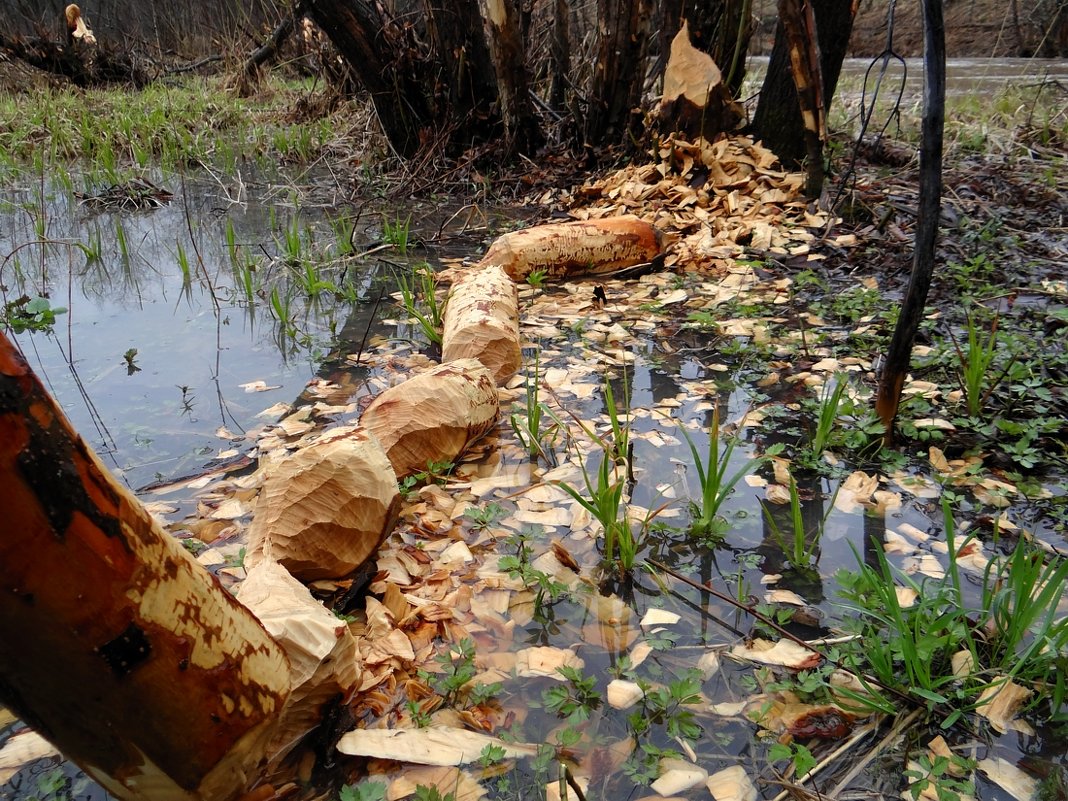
left=673, top=406, right=780, bottom=538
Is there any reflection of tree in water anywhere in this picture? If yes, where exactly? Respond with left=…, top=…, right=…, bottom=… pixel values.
left=756, top=472, right=828, bottom=605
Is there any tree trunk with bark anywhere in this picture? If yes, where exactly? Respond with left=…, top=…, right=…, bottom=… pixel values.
left=480, top=0, right=543, bottom=154
left=304, top=0, right=433, bottom=158
left=0, top=332, right=290, bottom=801
left=584, top=0, right=654, bottom=147
left=751, top=0, right=857, bottom=171
left=423, top=0, right=501, bottom=143
left=875, top=0, right=946, bottom=437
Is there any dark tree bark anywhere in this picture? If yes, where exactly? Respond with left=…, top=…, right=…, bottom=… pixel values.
left=751, top=0, right=857, bottom=169
left=304, top=0, right=433, bottom=158
left=584, top=0, right=654, bottom=147
left=423, top=0, right=500, bottom=142
left=549, top=0, right=569, bottom=110
left=875, top=0, right=946, bottom=437
left=480, top=0, right=543, bottom=154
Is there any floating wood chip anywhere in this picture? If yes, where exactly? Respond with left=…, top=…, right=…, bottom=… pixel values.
left=238, top=561, right=360, bottom=760
left=477, top=216, right=662, bottom=281
left=247, top=427, right=400, bottom=581
left=361, top=359, right=499, bottom=479
left=706, top=765, right=758, bottom=801
left=336, top=726, right=538, bottom=765
left=442, top=264, right=521, bottom=384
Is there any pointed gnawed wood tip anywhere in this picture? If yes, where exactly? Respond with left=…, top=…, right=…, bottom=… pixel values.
left=65, top=4, right=81, bottom=27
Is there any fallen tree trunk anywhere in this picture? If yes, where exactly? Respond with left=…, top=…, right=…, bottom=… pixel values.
left=360, top=359, right=499, bottom=479
left=0, top=332, right=290, bottom=801
left=477, top=215, right=663, bottom=281
left=246, top=426, right=401, bottom=581
left=442, top=264, right=521, bottom=385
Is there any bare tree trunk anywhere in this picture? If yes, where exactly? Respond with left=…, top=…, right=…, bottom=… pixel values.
left=875, top=0, right=946, bottom=437
left=585, top=0, right=654, bottom=147
left=751, top=0, right=857, bottom=170
left=480, top=0, right=543, bottom=154
left=0, top=332, right=290, bottom=801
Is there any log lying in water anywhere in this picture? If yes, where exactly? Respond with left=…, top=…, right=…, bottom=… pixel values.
left=477, top=215, right=663, bottom=281
left=0, top=331, right=290, bottom=801
left=441, top=264, right=521, bottom=385
left=247, top=427, right=401, bottom=581
left=361, top=359, right=499, bottom=478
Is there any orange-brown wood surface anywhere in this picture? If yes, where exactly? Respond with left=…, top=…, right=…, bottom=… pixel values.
left=477, top=215, right=662, bottom=281
left=0, top=332, right=290, bottom=801
left=441, top=264, right=521, bottom=385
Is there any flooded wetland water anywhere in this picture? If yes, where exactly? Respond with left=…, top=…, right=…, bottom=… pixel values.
left=2, top=59, right=1068, bottom=801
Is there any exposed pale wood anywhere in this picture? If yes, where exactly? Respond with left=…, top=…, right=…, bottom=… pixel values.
left=477, top=216, right=663, bottom=281
left=337, top=725, right=538, bottom=765
left=360, top=359, right=499, bottom=478
left=442, top=264, right=521, bottom=385
left=658, top=21, right=743, bottom=140
left=0, top=331, right=290, bottom=801
left=247, top=426, right=400, bottom=581
left=237, top=562, right=360, bottom=760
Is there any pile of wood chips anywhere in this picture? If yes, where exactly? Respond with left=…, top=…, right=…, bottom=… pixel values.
left=540, top=135, right=854, bottom=272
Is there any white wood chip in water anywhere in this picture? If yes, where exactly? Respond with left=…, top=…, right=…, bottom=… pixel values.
left=0, top=730, right=59, bottom=784
left=515, top=646, right=584, bottom=677
left=765, top=589, right=807, bottom=606
left=651, top=759, right=708, bottom=796
left=640, top=609, right=681, bottom=627
left=607, top=679, right=645, bottom=709
left=706, top=765, right=758, bottom=801
left=630, top=641, right=653, bottom=668
left=730, top=638, right=820, bottom=669
left=697, top=650, right=721, bottom=681
left=977, top=758, right=1037, bottom=801
left=976, top=679, right=1034, bottom=734
left=240, top=380, right=281, bottom=392
left=337, top=726, right=538, bottom=766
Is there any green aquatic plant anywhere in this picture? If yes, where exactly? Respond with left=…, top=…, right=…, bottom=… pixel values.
left=674, top=406, right=779, bottom=538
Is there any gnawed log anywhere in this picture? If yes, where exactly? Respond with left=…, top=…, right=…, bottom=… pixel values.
left=441, top=264, right=521, bottom=385
left=658, top=21, right=744, bottom=141
left=237, top=562, right=360, bottom=761
left=477, top=216, right=663, bottom=281
left=360, top=359, right=499, bottom=478
left=247, top=426, right=400, bottom=581
left=0, top=332, right=290, bottom=801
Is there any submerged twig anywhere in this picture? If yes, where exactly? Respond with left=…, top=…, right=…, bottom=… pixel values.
left=646, top=558, right=922, bottom=711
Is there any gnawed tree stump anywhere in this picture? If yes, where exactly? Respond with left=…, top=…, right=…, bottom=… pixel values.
left=0, top=332, right=290, bottom=801
left=247, top=427, right=401, bottom=581
left=442, top=264, right=521, bottom=385
left=360, top=359, right=499, bottom=478
left=658, top=20, right=744, bottom=141
left=477, top=216, right=663, bottom=281
left=237, top=562, right=360, bottom=763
